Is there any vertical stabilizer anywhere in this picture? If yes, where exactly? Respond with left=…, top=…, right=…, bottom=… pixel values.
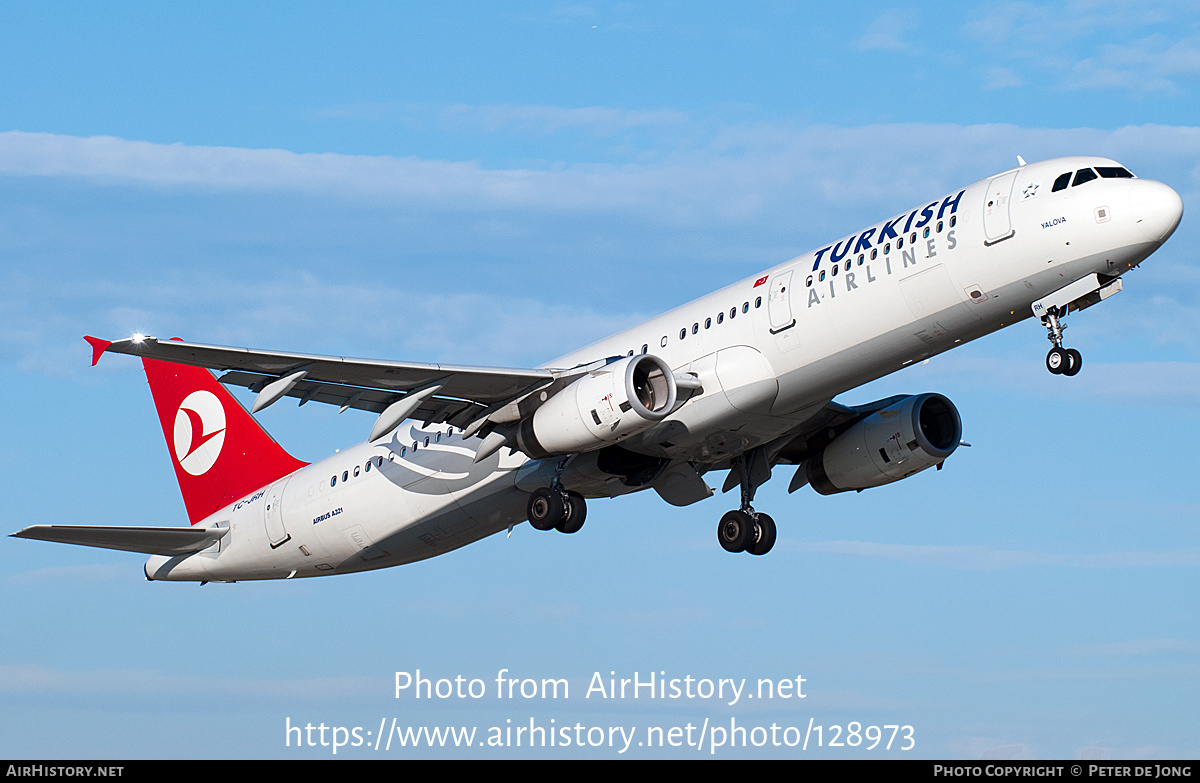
left=140, top=349, right=308, bottom=524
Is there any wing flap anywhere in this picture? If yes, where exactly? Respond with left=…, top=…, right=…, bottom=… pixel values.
left=216, top=370, right=485, bottom=425
left=11, top=525, right=228, bottom=556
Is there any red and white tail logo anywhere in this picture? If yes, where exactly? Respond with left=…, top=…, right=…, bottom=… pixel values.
left=141, top=347, right=307, bottom=524
left=173, top=390, right=227, bottom=476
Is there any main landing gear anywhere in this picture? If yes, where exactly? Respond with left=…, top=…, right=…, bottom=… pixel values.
left=718, top=509, right=776, bottom=556
left=1041, top=306, right=1082, bottom=377
left=717, top=449, right=777, bottom=556
left=527, top=486, right=587, bottom=534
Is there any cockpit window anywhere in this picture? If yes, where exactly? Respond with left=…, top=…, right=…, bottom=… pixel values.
left=1072, top=168, right=1099, bottom=187
left=1096, top=166, right=1134, bottom=179
left=1052, top=172, right=1071, bottom=192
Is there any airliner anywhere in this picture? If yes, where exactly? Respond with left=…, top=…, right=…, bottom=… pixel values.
left=13, top=156, right=1183, bottom=581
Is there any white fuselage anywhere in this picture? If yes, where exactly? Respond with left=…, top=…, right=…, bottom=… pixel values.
left=145, top=156, right=1181, bottom=581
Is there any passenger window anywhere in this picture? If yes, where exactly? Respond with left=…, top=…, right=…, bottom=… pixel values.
left=1052, top=172, right=1071, bottom=192
left=716, top=313, right=724, bottom=324
left=729, top=307, right=736, bottom=319
left=742, top=302, right=749, bottom=313
left=680, top=328, right=686, bottom=340
left=364, top=461, right=371, bottom=473
left=806, top=275, right=813, bottom=287
left=856, top=254, right=864, bottom=266
left=353, top=466, right=360, bottom=477
left=936, top=220, right=943, bottom=233
left=691, top=323, right=699, bottom=335
left=1072, top=168, right=1098, bottom=187
left=755, top=297, right=761, bottom=308
left=704, top=318, right=711, bottom=329
left=949, top=215, right=956, bottom=228
left=330, top=476, right=337, bottom=487
left=641, top=344, right=648, bottom=354
left=897, top=237, right=904, bottom=249
left=342, top=471, right=349, bottom=482
left=832, top=264, right=839, bottom=276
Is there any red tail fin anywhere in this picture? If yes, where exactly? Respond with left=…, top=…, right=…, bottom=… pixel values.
left=141, top=349, right=308, bottom=524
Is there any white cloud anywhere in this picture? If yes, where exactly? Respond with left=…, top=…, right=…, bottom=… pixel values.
left=0, top=130, right=634, bottom=213
left=983, top=67, right=1023, bottom=90
left=965, top=3, right=1200, bottom=94
left=3, top=120, right=1199, bottom=376
left=430, top=103, right=690, bottom=136
left=3, top=122, right=1199, bottom=227
left=1064, top=36, right=1200, bottom=93
left=0, top=269, right=644, bottom=373
left=313, top=102, right=690, bottom=138
left=917, top=355, right=1200, bottom=408
left=857, top=10, right=916, bottom=53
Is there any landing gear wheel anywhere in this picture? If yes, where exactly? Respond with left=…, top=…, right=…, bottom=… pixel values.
left=1046, top=347, right=1069, bottom=375
left=1063, top=348, right=1082, bottom=377
left=718, top=510, right=755, bottom=553
left=527, top=487, right=567, bottom=531
left=556, top=491, right=587, bottom=534
left=746, top=513, right=777, bottom=556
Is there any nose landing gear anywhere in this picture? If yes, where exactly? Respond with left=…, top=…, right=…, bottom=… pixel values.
left=1042, top=307, right=1082, bottom=376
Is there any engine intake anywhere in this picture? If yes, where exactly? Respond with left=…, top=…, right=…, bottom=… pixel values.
left=516, top=354, right=679, bottom=459
left=807, top=393, right=961, bottom=495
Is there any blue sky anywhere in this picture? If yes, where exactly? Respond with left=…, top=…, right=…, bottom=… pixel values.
left=1, top=1, right=1198, bottom=759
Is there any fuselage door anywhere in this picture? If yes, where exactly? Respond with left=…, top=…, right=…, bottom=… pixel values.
left=264, top=481, right=291, bottom=549
left=983, top=171, right=1018, bottom=244
left=767, top=270, right=796, bottom=334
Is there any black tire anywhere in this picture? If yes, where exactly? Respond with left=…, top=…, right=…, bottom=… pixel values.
left=527, top=487, right=566, bottom=531
left=746, top=513, right=777, bottom=556
left=718, top=510, right=754, bottom=553
left=1046, top=347, right=1068, bottom=375
left=557, top=491, right=587, bottom=534
left=1063, top=348, right=1082, bottom=376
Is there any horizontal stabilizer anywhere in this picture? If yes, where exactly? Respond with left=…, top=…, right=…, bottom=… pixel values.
left=11, top=525, right=228, bottom=556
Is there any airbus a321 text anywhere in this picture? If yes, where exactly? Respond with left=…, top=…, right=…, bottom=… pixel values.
left=13, top=156, right=1183, bottom=582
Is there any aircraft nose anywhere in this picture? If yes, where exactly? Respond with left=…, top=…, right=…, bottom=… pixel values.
left=1130, top=180, right=1184, bottom=243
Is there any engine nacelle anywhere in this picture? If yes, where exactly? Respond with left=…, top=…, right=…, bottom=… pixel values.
left=516, top=354, right=678, bottom=459
left=807, top=393, right=962, bottom=495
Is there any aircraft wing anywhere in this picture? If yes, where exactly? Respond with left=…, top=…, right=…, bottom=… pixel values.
left=87, top=335, right=557, bottom=429
left=770, top=395, right=913, bottom=465
left=11, top=525, right=228, bottom=556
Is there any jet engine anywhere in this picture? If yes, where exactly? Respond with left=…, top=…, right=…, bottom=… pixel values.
left=806, top=393, right=961, bottom=495
left=516, top=354, right=678, bottom=459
